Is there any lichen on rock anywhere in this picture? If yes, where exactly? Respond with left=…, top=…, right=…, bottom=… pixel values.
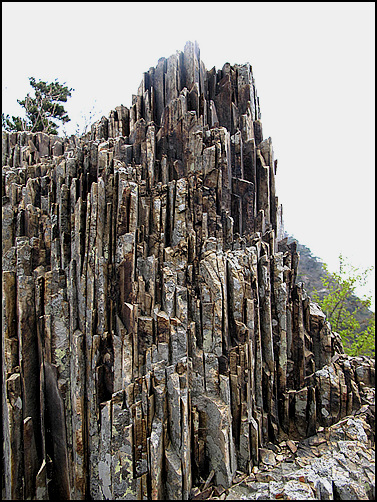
left=2, top=41, right=374, bottom=500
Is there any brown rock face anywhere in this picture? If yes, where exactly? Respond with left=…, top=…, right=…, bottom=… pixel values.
left=2, top=41, right=374, bottom=500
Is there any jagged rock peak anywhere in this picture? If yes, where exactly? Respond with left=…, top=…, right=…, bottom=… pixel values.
left=2, top=42, right=374, bottom=500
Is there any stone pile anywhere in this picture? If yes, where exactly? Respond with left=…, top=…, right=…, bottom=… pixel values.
left=2, top=41, right=375, bottom=500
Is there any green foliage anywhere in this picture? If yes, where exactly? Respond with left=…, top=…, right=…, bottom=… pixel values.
left=347, top=316, right=375, bottom=357
left=312, top=255, right=375, bottom=357
left=2, top=77, right=74, bottom=135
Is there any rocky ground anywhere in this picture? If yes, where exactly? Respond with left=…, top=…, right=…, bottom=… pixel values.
left=191, top=378, right=375, bottom=500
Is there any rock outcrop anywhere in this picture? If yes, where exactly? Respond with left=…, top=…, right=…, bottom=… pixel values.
left=224, top=391, right=375, bottom=500
left=2, top=41, right=375, bottom=500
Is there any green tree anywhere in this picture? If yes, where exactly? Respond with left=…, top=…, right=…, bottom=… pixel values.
left=312, top=255, right=375, bottom=357
left=2, top=77, right=74, bottom=135
left=348, top=316, right=375, bottom=357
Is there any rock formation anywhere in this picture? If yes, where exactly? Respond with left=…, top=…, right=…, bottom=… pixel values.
left=2, top=41, right=375, bottom=500
left=224, top=393, right=375, bottom=500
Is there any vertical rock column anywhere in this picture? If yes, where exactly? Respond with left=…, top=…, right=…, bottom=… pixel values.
left=2, top=43, right=362, bottom=501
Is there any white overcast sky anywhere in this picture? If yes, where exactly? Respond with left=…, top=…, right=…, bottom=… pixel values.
left=2, top=2, right=375, bottom=307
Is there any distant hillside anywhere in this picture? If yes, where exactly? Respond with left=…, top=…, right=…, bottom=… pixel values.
left=287, top=235, right=374, bottom=339
left=293, top=240, right=327, bottom=299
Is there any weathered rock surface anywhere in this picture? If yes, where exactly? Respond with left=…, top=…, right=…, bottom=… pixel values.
left=223, top=392, right=375, bottom=500
left=2, top=42, right=375, bottom=500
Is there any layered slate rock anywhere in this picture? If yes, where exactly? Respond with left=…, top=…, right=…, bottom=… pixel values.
left=223, top=384, right=375, bottom=500
left=2, top=41, right=375, bottom=500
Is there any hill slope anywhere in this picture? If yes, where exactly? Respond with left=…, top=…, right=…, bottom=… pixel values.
left=288, top=235, right=374, bottom=347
